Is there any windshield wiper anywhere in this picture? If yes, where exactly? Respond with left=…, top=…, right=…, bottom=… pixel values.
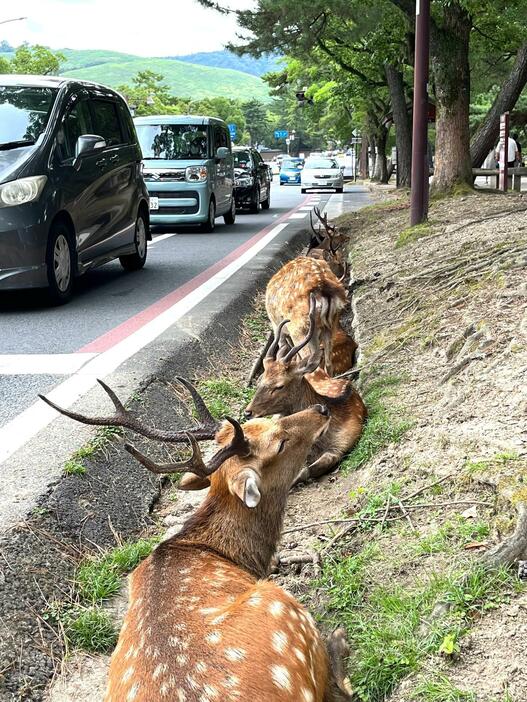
left=0, top=139, right=36, bottom=151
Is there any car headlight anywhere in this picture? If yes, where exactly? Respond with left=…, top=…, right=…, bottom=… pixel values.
left=185, top=166, right=208, bottom=183
left=235, top=175, right=253, bottom=187
left=0, top=176, right=47, bottom=208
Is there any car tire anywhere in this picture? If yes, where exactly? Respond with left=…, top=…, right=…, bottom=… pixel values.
left=46, top=221, right=74, bottom=305
left=249, top=186, right=261, bottom=214
left=280, top=181, right=284, bottom=186
left=261, top=188, right=271, bottom=210
left=336, top=187, right=344, bottom=193
left=301, top=188, right=307, bottom=194
left=201, top=198, right=216, bottom=232
left=120, top=212, right=148, bottom=271
left=223, top=197, right=236, bottom=225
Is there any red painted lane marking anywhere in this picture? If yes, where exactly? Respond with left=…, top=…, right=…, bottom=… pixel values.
left=78, top=197, right=310, bottom=354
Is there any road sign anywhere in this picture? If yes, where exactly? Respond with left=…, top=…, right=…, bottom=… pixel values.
left=274, top=129, right=289, bottom=139
left=228, top=123, right=237, bottom=140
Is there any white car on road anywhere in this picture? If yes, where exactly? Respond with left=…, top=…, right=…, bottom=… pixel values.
left=301, top=156, right=344, bottom=193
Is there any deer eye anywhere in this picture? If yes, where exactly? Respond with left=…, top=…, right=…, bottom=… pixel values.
left=272, top=385, right=284, bottom=393
left=277, top=439, right=287, bottom=453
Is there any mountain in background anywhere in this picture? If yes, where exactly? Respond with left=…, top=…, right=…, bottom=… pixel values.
left=174, top=50, right=280, bottom=77
left=0, top=47, right=272, bottom=102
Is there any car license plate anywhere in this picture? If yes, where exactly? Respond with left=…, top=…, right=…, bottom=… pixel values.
left=289, top=176, right=296, bottom=181
left=149, top=197, right=159, bottom=211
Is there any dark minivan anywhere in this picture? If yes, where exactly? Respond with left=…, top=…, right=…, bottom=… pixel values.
left=0, top=75, right=150, bottom=303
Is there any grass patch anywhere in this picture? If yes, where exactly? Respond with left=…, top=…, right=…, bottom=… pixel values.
left=342, top=375, right=412, bottom=472
left=413, top=516, right=490, bottom=556
left=320, top=555, right=521, bottom=702
left=197, top=377, right=255, bottom=420
left=64, top=606, right=118, bottom=653
left=76, top=538, right=159, bottom=604
left=63, top=459, right=86, bottom=476
left=413, top=675, right=476, bottom=701
left=396, top=222, right=432, bottom=248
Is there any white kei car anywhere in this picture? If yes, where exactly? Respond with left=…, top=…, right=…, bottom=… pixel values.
left=301, top=156, right=344, bottom=193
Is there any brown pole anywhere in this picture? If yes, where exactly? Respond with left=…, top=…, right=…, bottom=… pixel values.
left=499, top=112, right=510, bottom=192
left=410, top=0, right=430, bottom=226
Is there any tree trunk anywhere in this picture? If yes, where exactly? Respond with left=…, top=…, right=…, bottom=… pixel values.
left=430, top=4, right=473, bottom=193
left=360, top=135, right=369, bottom=179
left=370, top=135, right=378, bottom=180
left=385, top=63, right=412, bottom=187
left=470, top=42, right=527, bottom=167
left=376, top=126, right=390, bottom=183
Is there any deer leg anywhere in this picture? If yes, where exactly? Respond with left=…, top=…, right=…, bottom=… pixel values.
left=293, top=452, right=340, bottom=485
left=324, top=628, right=353, bottom=701
left=247, top=330, right=274, bottom=385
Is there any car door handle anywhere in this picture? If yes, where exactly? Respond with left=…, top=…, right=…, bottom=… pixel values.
left=96, top=158, right=107, bottom=168
left=108, top=154, right=119, bottom=164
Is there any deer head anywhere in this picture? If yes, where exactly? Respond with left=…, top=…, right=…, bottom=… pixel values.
left=245, top=301, right=350, bottom=419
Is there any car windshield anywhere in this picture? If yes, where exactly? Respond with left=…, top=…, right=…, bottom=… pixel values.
left=136, top=123, right=209, bottom=160
left=234, top=150, right=251, bottom=169
left=305, top=158, right=338, bottom=170
left=0, top=86, right=58, bottom=147
left=282, top=160, right=302, bottom=169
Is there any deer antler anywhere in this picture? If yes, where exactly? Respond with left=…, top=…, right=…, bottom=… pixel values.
left=283, top=294, right=317, bottom=362
left=266, top=319, right=290, bottom=360
left=124, top=416, right=250, bottom=477
left=39, top=377, right=219, bottom=443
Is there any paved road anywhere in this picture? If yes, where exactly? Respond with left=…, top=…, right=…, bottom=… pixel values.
left=0, top=183, right=370, bottom=437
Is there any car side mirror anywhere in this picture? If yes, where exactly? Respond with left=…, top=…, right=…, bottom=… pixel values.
left=75, top=134, right=107, bottom=158
left=216, top=147, right=229, bottom=160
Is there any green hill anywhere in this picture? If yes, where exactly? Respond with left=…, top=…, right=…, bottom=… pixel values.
left=0, top=47, right=271, bottom=101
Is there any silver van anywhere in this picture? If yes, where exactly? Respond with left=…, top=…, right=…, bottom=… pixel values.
left=134, top=115, right=236, bottom=232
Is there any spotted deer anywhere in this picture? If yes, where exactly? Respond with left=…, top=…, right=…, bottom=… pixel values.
left=41, top=380, right=353, bottom=702
left=265, top=256, right=347, bottom=376
left=244, top=305, right=366, bottom=483
left=332, top=323, right=357, bottom=375
left=306, top=207, right=348, bottom=278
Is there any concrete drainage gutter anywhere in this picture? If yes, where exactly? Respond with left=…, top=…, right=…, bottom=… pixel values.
left=0, top=225, right=308, bottom=702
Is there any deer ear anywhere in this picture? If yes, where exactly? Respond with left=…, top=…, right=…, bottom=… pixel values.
left=228, top=468, right=261, bottom=508
left=295, top=349, right=323, bottom=376
left=178, top=472, right=211, bottom=491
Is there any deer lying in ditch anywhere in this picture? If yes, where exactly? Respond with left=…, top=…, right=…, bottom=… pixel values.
left=40, top=380, right=353, bottom=702
left=245, top=303, right=366, bottom=483
left=306, top=207, right=348, bottom=279
left=265, top=256, right=347, bottom=376
left=332, top=323, right=358, bottom=375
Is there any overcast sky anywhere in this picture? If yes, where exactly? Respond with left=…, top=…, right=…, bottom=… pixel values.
left=0, top=0, right=254, bottom=56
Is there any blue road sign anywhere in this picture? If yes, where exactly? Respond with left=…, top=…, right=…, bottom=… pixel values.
left=228, top=123, right=237, bottom=139
left=274, top=129, right=289, bottom=139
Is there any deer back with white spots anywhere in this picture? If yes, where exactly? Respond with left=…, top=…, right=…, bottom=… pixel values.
left=40, top=380, right=352, bottom=701
left=265, top=256, right=347, bottom=376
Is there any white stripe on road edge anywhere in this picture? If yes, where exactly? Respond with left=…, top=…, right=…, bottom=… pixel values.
left=0, top=222, right=289, bottom=466
left=150, top=232, right=178, bottom=246
left=288, top=212, right=309, bottom=220
left=0, top=354, right=97, bottom=376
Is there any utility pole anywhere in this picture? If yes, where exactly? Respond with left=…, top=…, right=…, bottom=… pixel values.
left=410, top=0, right=430, bottom=226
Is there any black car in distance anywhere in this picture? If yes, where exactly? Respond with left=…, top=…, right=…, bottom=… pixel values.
left=233, top=146, right=272, bottom=213
left=0, top=75, right=150, bottom=303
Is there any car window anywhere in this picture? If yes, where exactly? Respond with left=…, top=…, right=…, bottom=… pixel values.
left=234, top=150, right=251, bottom=168
left=282, top=159, right=301, bottom=169
left=90, top=99, right=123, bottom=147
left=0, top=86, right=58, bottom=146
left=59, top=100, right=92, bottom=160
left=305, top=158, right=338, bottom=169
left=214, top=125, right=228, bottom=151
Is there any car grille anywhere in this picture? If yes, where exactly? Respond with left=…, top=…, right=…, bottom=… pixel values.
left=145, top=169, right=186, bottom=182
left=149, top=190, right=200, bottom=215
left=314, top=174, right=331, bottom=179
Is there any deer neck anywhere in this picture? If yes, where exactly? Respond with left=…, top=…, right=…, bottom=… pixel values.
left=177, top=481, right=288, bottom=579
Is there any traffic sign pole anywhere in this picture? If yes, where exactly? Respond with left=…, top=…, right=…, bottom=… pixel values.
left=410, top=0, right=430, bottom=226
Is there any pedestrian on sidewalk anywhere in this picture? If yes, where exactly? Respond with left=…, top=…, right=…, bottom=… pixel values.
left=495, top=135, right=520, bottom=188
left=512, top=132, right=523, bottom=166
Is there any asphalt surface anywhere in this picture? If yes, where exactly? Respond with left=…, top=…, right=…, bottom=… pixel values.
left=0, top=183, right=370, bottom=428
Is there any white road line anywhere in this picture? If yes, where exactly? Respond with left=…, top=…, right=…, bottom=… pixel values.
left=288, top=212, right=308, bottom=220
left=0, top=354, right=97, bottom=376
left=0, top=222, right=290, bottom=466
left=150, top=232, right=178, bottom=246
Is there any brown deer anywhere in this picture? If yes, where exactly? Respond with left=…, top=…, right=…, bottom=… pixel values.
left=306, top=207, right=348, bottom=278
left=332, top=323, right=358, bottom=375
left=244, top=306, right=366, bottom=483
left=40, top=380, right=353, bottom=702
left=265, top=258, right=347, bottom=376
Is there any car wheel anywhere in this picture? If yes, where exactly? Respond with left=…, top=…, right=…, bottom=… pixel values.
left=261, top=187, right=271, bottom=210
left=336, top=187, right=344, bottom=193
left=46, top=221, right=74, bottom=304
left=250, top=186, right=261, bottom=214
left=223, top=197, right=236, bottom=225
left=201, top=198, right=216, bottom=232
left=280, top=181, right=284, bottom=186
left=120, top=212, right=148, bottom=271
left=301, top=188, right=307, bottom=194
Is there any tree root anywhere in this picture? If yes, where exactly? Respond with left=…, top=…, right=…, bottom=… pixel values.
left=483, top=501, right=527, bottom=567
left=440, top=351, right=486, bottom=383
left=274, top=551, right=322, bottom=576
